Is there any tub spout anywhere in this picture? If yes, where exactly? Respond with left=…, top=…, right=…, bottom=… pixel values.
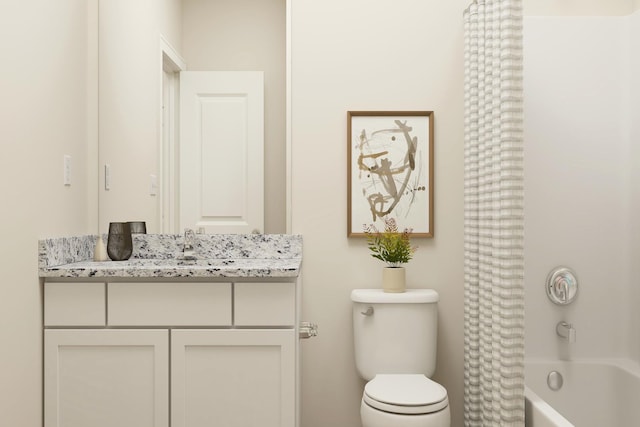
left=556, top=321, right=576, bottom=343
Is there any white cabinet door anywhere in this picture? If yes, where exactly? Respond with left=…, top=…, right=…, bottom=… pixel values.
left=44, top=330, right=169, bottom=427
left=180, top=71, right=264, bottom=234
left=171, top=329, right=295, bottom=427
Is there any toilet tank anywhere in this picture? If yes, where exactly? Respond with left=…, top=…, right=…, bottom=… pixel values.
left=351, top=289, right=439, bottom=381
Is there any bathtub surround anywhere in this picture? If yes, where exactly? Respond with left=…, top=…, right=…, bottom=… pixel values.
left=524, top=14, right=635, bottom=361
left=523, top=9, right=639, bottom=427
left=463, top=0, right=525, bottom=425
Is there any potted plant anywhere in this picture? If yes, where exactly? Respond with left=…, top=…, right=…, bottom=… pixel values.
left=364, top=217, right=417, bottom=293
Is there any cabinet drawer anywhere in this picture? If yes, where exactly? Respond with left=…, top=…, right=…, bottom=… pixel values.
left=44, top=282, right=106, bottom=326
left=234, top=283, right=295, bottom=326
left=108, top=282, right=232, bottom=326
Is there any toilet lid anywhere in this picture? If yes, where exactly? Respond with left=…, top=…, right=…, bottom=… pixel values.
left=363, top=374, right=448, bottom=415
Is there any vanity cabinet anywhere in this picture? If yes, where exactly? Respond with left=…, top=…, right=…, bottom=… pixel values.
left=44, top=329, right=169, bottom=427
left=171, top=329, right=295, bottom=427
left=44, top=280, right=297, bottom=427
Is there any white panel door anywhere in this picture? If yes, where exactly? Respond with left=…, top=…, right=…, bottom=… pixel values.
left=180, top=71, right=264, bottom=234
left=44, top=330, right=169, bottom=427
left=171, top=329, right=295, bottom=427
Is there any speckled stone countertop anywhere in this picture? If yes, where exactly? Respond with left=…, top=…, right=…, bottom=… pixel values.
left=39, top=234, right=302, bottom=279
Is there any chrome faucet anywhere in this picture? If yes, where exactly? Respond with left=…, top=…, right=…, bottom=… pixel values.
left=557, top=279, right=569, bottom=303
left=182, top=228, right=197, bottom=259
left=556, top=321, right=576, bottom=343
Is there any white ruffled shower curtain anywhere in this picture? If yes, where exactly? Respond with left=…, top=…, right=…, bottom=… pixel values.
left=463, top=0, right=525, bottom=425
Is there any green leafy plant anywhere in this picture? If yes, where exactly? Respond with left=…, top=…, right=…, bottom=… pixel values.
left=363, top=217, right=417, bottom=267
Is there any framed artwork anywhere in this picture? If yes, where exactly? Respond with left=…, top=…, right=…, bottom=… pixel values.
left=347, top=111, right=434, bottom=237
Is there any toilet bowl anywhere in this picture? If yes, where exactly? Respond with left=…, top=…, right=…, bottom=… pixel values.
left=351, top=289, right=450, bottom=427
left=360, top=374, right=450, bottom=427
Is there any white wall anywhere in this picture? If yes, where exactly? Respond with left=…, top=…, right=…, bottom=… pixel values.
left=291, top=1, right=465, bottom=425
left=524, top=0, right=634, bottom=15
left=629, top=9, right=640, bottom=363
left=0, top=1, right=94, bottom=425
left=98, top=0, right=181, bottom=233
left=181, top=0, right=286, bottom=234
left=159, top=0, right=182, bottom=46
left=524, top=16, right=632, bottom=360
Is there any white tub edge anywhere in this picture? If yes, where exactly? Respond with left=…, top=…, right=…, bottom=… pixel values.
left=525, top=358, right=640, bottom=426
left=524, top=385, right=574, bottom=427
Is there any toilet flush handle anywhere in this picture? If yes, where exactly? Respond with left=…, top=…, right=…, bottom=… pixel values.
left=361, top=306, right=374, bottom=316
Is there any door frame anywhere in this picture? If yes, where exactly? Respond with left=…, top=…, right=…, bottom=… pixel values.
left=159, top=36, right=186, bottom=233
left=285, top=0, right=292, bottom=234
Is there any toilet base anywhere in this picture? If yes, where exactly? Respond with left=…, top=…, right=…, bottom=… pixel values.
left=361, top=399, right=450, bottom=427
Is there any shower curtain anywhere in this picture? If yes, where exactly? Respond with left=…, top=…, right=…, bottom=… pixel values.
left=463, top=0, right=525, bottom=425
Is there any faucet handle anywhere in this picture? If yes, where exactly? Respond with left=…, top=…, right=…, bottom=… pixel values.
left=546, top=267, right=578, bottom=305
left=183, top=228, right=196, bottom=250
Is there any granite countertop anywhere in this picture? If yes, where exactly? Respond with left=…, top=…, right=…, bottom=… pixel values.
left=41, top=258, right=302, bottom=279
left=39, top=234, right=302, bottom=279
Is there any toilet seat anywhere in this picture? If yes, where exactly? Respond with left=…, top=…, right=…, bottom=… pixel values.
left=363, top=374, right=449, bottom=415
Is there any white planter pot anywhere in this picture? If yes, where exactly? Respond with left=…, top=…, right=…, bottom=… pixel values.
left=382, top=267, right=406, bottom=293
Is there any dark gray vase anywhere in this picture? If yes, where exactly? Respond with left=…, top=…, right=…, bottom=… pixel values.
left=127, top=221, right=147, bottom=234
left=107, top=222, right=133, bottom=261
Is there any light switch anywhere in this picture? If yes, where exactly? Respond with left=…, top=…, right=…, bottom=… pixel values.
left=150, top=174, right=158, bottom=196
left=105, top=164, right=111, bottom=190
left=63, top=155, right=71, bottom=186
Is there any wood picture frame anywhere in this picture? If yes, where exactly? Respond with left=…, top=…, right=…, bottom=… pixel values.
left=347, top=111, right=434, bottom=237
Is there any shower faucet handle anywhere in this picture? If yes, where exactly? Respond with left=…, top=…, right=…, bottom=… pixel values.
left=546, top=267, right=578, bottom=305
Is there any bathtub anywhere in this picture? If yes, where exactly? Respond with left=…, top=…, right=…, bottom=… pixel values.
left=524, top=359, right=640, bottom=426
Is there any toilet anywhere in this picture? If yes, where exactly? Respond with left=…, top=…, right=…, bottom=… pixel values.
left=351, top=289, right=450, bottom=427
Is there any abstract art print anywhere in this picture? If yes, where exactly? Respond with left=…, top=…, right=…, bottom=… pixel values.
left=347, top=111, right=434, bottom=237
